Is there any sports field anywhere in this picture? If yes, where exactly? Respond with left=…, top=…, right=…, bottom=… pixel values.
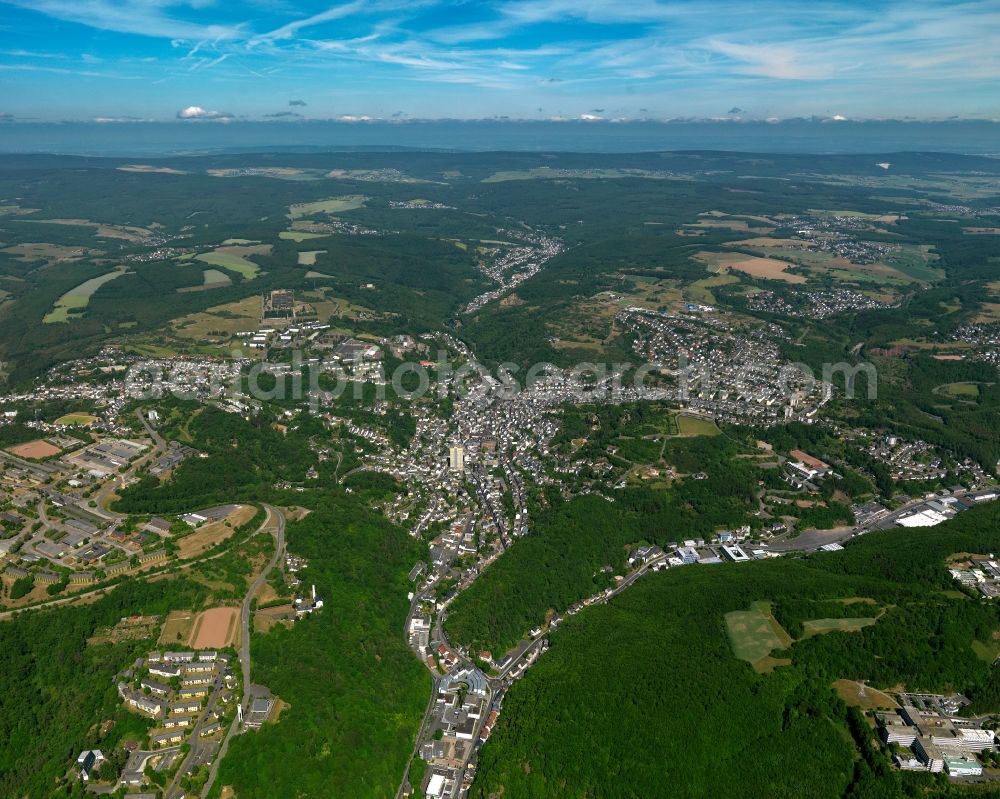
left=55, top=412, right=98, bottom=426
left=189, top=606, right=240, bottom=648
left=674, top=414, right=721, bottom=437
left=9, top=439, right=61, bottom=459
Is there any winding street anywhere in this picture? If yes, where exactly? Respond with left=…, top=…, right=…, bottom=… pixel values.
left=199, top=504, right=286, bottom=799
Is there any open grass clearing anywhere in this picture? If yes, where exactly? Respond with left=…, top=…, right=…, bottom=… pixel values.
left=971, top=639, right=1000, bottom=663
left=158, top=609, right=195, bottom=646
left=254, top=603, right=295, bottom=634
left=833, top=679, right=898, bottom=710
left=725, top=600, right=793, bottom=671
left=935, top=381, right=983, bottom=398
left=800, top=617, right=878, bottom=638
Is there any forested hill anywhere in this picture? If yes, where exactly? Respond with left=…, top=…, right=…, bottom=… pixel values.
left=471, top=502, right=1000, bottom=799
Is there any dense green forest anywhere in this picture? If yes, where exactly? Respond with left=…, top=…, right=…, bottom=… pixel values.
left=209, top=489, right=428, bottom=798
left=471, top=502, right=1000, bottom=799
left=446, top=468, right=764, bottom=656
left=0, top=578, right=210, bottom=798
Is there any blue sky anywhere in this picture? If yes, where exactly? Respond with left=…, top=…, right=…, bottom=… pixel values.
left=1, top=0, right=998, bottom=122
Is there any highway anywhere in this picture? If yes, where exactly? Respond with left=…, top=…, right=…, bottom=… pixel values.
left=200, top=504, right=286, bottom=799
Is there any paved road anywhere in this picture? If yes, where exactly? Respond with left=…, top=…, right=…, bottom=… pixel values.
left=164, top=669, right=229, bottom=799
left=394, top=672, right=440, bottom=799
left=200, top=504, right=286, bottom=799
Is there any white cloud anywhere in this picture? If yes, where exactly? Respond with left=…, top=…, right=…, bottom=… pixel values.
left=176, top=105, right=233, bottom=120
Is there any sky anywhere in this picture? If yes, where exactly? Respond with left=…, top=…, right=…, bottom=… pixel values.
left=1, top=0, right=999, bottom=123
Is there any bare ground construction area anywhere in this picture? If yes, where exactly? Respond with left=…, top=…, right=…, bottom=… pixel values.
left=177, top=505, right=255, bottom=559
left=189, top=606, right=240, bottom=648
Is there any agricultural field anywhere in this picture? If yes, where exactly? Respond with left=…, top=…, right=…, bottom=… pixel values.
left=724, top=241, right=937, bottom=286
left=117, top=164, right=187, bottom=174
left=208, top=166, right=326, bottom=180
left=685, top=273, right=740, bottom=304
left=44, top=266, right=128, bottom=322
left=695, top=250, right=807, bottom=284
left=1, top=242, right=91, bottom=263
left=680, top=214, right=775, bottom=235
left=175, top=268, right=234, bottom=293
left=195, top=244, right=271, bottom=280
left=19, top=217, right=156, bottom=243
left=288, top=195, right=367, bottom=219
left=279, top=230, right=326, bottom=242
left=481, top=167, right=677, bottom=182
left=297, top=250, right=326, bottom=266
